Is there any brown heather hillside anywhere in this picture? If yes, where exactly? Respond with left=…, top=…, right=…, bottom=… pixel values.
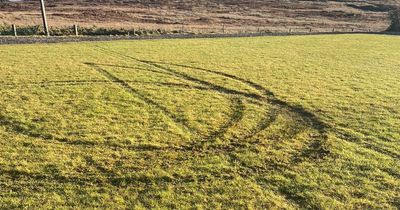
left=0, top=0, right=400, bottom=32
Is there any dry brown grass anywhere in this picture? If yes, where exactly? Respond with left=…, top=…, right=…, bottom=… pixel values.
left=0, top=0, right=399, bottom=32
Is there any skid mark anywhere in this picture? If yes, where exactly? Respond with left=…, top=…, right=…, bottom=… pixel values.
left=335, top=129, right=400, bottom=160
left=195, top=96, right=245, bottom=148
left=84, top=62, right=197, bottom=136
left=1, top=46, right=331, bottom=167
left=91, top=46, right=330, bottom=160
left=241, top=107, right=280, bottom=141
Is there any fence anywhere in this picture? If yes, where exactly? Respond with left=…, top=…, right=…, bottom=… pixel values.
left=0, top=24, right=376, bottom=37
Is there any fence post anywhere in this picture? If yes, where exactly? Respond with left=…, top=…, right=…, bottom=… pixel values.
left=332, top=28, right=335, bottom=32
left=351, top=28, right=354, bottom=32
left=181, top=23, right=184, bottom=33
left=289, top=28, right=292, bottom=33
left=74, top=24, right=78, bottom=36
left=40, top=0, right=50, bottom=36
left=12, top=24, right=17, bottom=37
left=309, top=28, right=312, bottom=33
left=222, top=24, right=225, bottom=34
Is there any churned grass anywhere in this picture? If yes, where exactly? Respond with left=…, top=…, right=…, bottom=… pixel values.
left=0, top=34, right=399, bottom=209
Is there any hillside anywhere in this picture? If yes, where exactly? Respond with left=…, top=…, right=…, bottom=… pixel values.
left=1, top=0, right=399, bottom=32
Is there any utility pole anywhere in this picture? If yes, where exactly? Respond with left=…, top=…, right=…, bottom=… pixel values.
left=39, top=0, right=50, bottom=36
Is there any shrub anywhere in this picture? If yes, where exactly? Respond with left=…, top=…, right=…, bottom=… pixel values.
left=387, top=7, right=400, bottom=32
left=0, top=24, right=12, bottom=36
left=0, top=25, right=187, bottom=36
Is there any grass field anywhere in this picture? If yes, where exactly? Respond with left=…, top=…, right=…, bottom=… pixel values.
left=0, top=35, right=399, bottom=209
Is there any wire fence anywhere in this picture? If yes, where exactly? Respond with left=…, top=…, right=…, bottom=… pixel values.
left=0, top=24, right=377, bottom=37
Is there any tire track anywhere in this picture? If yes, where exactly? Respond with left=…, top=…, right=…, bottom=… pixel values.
left=85, top=62, right=197, bottom=137
left=91, top=46, right=330, bottom=163
left=92, top=46, right=266, bottom=145
left=152, top=62, right=330, bottom=163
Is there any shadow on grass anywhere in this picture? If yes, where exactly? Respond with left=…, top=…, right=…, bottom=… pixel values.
left=0, top=167, right=200, bottom=187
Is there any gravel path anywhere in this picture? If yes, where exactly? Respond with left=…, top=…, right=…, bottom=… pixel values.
left=0, top=32, right=397, bottom=45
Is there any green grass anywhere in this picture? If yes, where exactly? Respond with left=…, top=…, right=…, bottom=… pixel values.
left=0, top=35, right=399, bottom=209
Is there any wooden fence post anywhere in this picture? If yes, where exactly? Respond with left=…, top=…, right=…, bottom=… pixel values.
left=74, top=24, right=78, bottom=36
left=12, top=24, right=17, bottom=36
left=309, top=28, right=312, bottom=33
left=40, top=0, right=50, bottom=36
left=222, top=24, right=225, bottom=34
left=332, top=28, right=335, bottom=32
